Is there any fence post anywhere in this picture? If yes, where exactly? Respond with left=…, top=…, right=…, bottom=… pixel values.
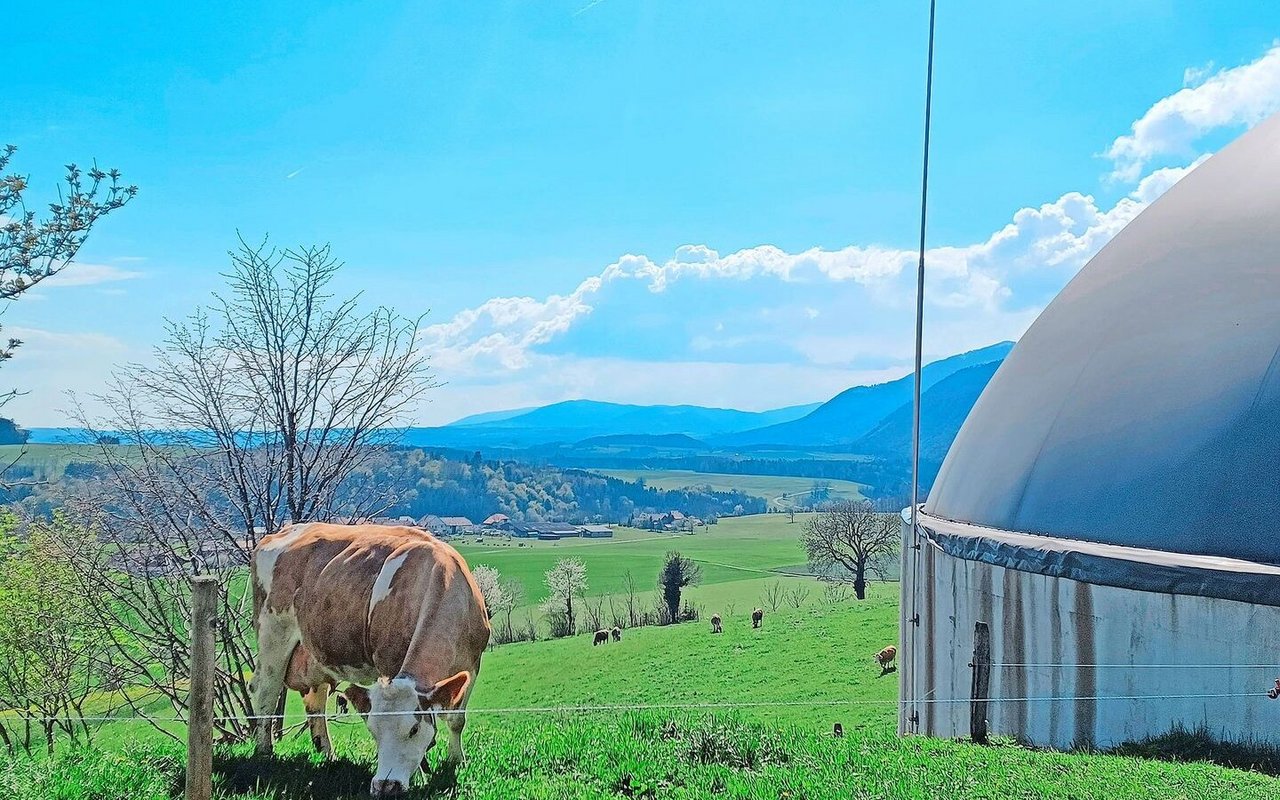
left=187, top=576, right=220, bottom=800
left=970, top=621, right=991, bottom=745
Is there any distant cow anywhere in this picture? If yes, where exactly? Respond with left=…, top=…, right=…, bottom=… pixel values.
left=611, top=626, right=622, bottom=642
left=593, top=629, right=610, bottom=646
left=751, top=608, right=764, bottom=629
left=875, top=645, right=897, bottom=675
left=1268, top=678, right=1280, bottom=700
left=251, top=523, right=490, bottom=798
left=710, top=614, right=722, bottom=634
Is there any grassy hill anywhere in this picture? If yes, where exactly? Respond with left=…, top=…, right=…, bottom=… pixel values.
left=9, top=586, right=1280, bottom=799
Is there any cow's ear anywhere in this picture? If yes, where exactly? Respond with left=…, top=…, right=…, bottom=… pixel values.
left=418, top=671, right=471, bottom=710
left=343, top=685, right=372, bottom=716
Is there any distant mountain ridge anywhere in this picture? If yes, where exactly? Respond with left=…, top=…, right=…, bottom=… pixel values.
left=712, top=342, right=1014, bottom=448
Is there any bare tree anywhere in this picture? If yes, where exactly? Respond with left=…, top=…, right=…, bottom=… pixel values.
left=545, top=559, right=588, bottom=637
left=582, top=595, right=605, bottom=633
left=784, top=584, right=810, bottom=608
left=60, top=237, right=435, bottom=738
left=802, top=499, right=898, bottom=600
left=761, top=580, right=784, bottom=612
left=786, top=508, right=796, bottom=524
left=622, top=570, right=641, bottom=628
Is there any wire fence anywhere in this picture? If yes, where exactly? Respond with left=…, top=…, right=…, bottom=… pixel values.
left=9, top=685, right=1280, bottom=727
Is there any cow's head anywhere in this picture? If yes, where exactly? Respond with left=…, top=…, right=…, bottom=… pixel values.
left=365, top=671, right=471, bottom=797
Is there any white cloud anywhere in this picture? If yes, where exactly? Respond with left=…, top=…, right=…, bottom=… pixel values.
left=419, top=164, right=1202, bottom=395
left=39, top=262, right=143, bottom=289
left=1106, top=43, right=1280, bottom=181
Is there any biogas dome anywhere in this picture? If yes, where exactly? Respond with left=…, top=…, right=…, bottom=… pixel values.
left=901, top=111, right=1280, bottom=748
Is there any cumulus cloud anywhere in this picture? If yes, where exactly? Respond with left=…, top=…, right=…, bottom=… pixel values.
left=419, top=162, right=1202, bottom=402
left=1106, top=43, right=1280, bottom=181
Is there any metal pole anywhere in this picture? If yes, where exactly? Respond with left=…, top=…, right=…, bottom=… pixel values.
left=908, top=0, right=939, bottom=735
left=187, top=576, right=220, bottom=800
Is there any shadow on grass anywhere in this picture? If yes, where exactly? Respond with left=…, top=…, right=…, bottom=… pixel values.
left=182, top=751, right=460, bottom=799
left=1108, top=725, right=1280, bottom=777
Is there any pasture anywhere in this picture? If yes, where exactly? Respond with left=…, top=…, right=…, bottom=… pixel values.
left=593, top=470, right=867, bottom=509
left=8, top=593, right=1280, bottom=798
left=453, top=514, right=820, bottom=608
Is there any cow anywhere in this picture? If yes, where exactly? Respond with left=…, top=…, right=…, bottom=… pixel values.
left=593, top=629, right=610, bottom=646
left=751, top=608, right=764, bottom=629
left=710, top=614, right=722, bottom=634
left=875, top=645, right=897, bottom=675
left=611, top=626, right=622, bottom=642
left=251, top=523, right=490, bottom=798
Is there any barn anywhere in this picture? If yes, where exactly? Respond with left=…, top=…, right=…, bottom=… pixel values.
left=899, top=113, right=1280, bottom=748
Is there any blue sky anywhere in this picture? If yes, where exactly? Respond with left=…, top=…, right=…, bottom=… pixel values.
left=4, top=1, right=1280, bottom=426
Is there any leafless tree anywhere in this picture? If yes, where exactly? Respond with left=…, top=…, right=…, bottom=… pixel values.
left=59, top=237, right=435, bottom=738
left=622, top=570, right=641, bottom=628
left=786, top=508, right=796, bottom=524
left=582, top=595, right=606, bottom=634
left=761, top=580, right=784, bottom=612
left=802, top=499, right=899, bottom=600
left=784, top=584, right=810, bottom=608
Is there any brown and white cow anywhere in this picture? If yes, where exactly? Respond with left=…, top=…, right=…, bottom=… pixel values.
left=251, top=523, right=491, bottom=798
left=875, top=645, right=897, bottom=673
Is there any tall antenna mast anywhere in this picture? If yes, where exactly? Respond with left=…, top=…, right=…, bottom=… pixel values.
left=908, top=0, right=938, bottom=735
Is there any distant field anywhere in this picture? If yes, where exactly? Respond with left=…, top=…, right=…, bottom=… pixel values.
left=0, top=442, right=108, bottom=478
left=595, top=470, right=867, bottom=509
left=453, top=513, right=824, bottom=608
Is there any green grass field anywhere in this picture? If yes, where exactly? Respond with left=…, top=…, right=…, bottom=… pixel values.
left=453, top=514, right=820, bottom=608
left=7, top=591, right=1280, bottom=798
left=4, top=514, right=1277, bottom=798
left=594, top=470, right=867, bottom=509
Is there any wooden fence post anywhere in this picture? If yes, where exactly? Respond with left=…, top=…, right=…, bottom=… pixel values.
left=187, top=576, right=220, bottom=800
left=970, top=621, right=991, bottom=745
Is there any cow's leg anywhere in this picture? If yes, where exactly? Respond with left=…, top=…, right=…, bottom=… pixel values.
left=250, top=613, right=298, bottom=756
left=442, top=684, right=474, bottom=766
left=303, top=684, right=334, bottom=757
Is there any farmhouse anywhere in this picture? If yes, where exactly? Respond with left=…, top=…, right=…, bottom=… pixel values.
left=418, top=515, right=475, bottom=537
left=900, top=113, right=1280, bottom=749
left=577, top=524, right=614, bottom=538
left=483, top=513, right=511, bottom=528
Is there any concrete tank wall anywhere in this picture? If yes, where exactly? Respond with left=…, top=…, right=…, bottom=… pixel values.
left=899, top=514, right=1280, bottom=748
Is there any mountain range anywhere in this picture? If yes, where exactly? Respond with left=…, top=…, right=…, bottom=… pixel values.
left=400, top=341, right=1013, bottom=452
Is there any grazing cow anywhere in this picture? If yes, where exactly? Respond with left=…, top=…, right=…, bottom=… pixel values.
left=593, top=629, right=610, bottom=646
left=251, top=523, right=490, bottom=798
left=611, top=626, right=622, bottom=642
left=875, top=645, right=897, bottom=675
left=751, top=608, right=764, bottom=629
left=1268, top=678, right=1280, bottom=700
left=710, top=614, right=722, bottom=634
